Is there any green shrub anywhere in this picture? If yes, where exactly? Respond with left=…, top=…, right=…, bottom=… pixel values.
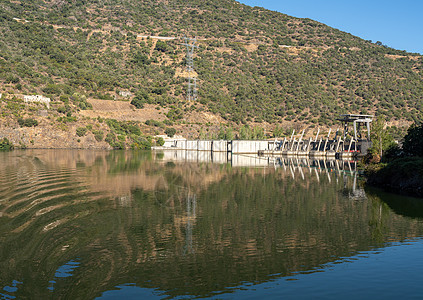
left=78, top=101, right=92, bottom=110
left=166, top=108, right=183, bottom=121
left=42, top=84, right=61, bottom=95
left=5, top=75, right=20, bottom=84
left=0, top=138, right=14, bottom=151
left=93, top=130, right=104, bottom=141
left=105, top=132, right=116, bottom=145
left=239, top=125, right=252, bottom=140
left=18, top=118, right=38, bottom=127
left=145, top=119, right=164, bottom=127
left=106, top=119, right=141, bottom=136
left=60, top=94, right=70, bottom=103
left=156, top=137, right=165, bottom=146
left=76, top=127, right=88, bottom=137
left=131, top=136, right=152, bottom=150
left=131, top=98, right=145, bottom=109
left=105, top=132, right=125, bottom=149
left=164, top=127, right=176, bottom=138
left=155, top=40, right=169, bottom=52
left=217, top=126, right=234, bottom=140
left=57, top=116, right=77, bottom=123
left=57, top=105, right=71, bottom=114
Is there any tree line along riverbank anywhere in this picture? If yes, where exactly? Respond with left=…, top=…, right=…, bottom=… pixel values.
left=364, top=123, right=423, bottom=198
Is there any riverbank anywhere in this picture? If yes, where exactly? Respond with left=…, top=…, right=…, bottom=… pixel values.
left=365, top=157, right=423, bottom=198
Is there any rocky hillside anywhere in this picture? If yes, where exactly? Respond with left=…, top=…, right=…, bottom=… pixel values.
left=0, top=0, right=422, bottom=148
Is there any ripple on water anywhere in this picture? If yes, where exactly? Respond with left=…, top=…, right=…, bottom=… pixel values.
left=0, top=165, right=102, bottom=237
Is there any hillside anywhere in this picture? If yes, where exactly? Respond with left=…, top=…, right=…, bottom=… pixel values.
left=0, top=0, right=422, bottom=148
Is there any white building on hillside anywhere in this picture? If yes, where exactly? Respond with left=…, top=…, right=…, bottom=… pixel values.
left=23, top=95, right=51, bottom=109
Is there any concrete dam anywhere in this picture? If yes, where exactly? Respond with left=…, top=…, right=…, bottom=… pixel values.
left=158, top=114, right=374, bottom=159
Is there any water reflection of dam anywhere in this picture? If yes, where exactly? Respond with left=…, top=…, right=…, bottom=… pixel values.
left=155, top=149, right=364, bottom=200
left=155, top=149, right=358, bottom=172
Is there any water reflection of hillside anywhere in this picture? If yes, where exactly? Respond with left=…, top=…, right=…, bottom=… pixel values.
left=366, top=187, right=423, bottom=219
left=1, top=150, right=423, bottom=299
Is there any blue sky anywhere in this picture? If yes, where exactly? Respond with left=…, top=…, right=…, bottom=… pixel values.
left=238, top=0, right=423, bottom=54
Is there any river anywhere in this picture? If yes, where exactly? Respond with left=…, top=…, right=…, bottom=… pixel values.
left=1, top=150, right=423, bottom=299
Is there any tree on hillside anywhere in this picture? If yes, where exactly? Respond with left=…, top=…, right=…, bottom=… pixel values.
left=369, top=116, right=395, bottom=161
left=165, top=127, right=176, bottom=138
left=155, top=40, right=169, bottom=52
left=402, top=123, right=423, bottom=157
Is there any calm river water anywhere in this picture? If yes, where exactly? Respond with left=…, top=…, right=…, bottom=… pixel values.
left=1, top=150, right=423, bottom=299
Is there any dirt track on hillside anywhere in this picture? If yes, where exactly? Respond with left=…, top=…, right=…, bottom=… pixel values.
left=78, top=98, right=229, bottom=139
left=80, top=98, right=225, bottom=125
left=79, top=99, right=169, bottom=122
